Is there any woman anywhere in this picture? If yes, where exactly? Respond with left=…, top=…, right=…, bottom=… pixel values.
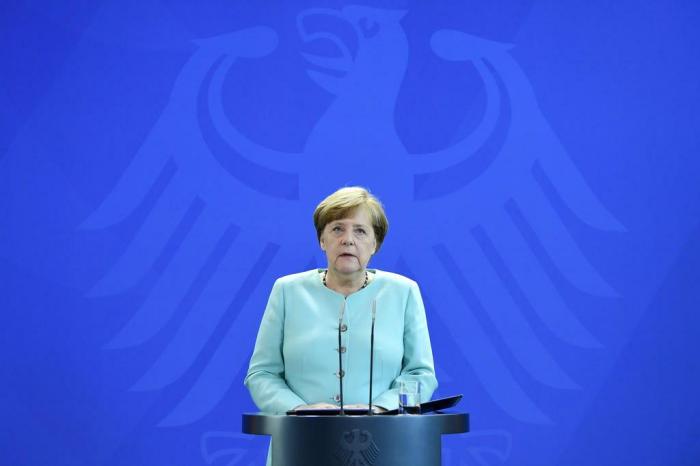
left=245, top=187, right=437, bottom=416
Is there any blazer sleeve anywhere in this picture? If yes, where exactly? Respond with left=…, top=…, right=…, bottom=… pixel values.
left=373, top=281, right=439, bottom=410
left=244, top=279, right=306, bottom=414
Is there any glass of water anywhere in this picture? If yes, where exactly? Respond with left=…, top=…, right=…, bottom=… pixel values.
left=398, top=381, right=421, bottom=414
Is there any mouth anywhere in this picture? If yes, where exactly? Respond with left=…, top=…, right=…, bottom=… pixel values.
left=297, top=8, right=356, bottom=76
left=338, top=253, right=357, bottom=259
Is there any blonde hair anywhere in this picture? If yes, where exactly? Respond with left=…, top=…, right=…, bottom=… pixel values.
left=313, top=187, right=389, bottom=251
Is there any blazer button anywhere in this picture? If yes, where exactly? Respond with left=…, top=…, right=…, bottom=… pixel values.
left=334, top=394, right=341, bottom=402
left=336, top=370, right=345, bottom=378
left=340, top=324, right=348, bottom=332
left=336, top=346, right=346, bottom=353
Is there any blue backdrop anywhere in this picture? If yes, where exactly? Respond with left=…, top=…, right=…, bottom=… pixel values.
left=2, top=1, right=700, bottom=465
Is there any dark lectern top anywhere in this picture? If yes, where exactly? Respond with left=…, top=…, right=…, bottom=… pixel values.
left=244, top=412, right=468, bottom=435
left=243, top=412, right=469, bottom=466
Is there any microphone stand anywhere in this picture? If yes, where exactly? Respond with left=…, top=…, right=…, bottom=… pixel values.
left=338, top=300, right=346, bottom=416
left=368, top=299, right=376, bottom=416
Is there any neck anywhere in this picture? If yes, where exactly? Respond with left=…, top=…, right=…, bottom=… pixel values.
left=325, top=269, right=367, bottom=296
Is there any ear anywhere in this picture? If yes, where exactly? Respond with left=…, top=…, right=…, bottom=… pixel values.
left=320, top=237, right=326, bottom=251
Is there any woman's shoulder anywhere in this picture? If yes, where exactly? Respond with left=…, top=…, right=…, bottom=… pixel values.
left=274, top=269, right=322, bottom=287
left=371, top=269, right=419, bottom=290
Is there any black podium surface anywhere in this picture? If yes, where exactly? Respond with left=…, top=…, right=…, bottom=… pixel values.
left=243, top=412, right=469, bottom=466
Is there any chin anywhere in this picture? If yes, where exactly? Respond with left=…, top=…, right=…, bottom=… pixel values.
left=334, top=262, right=362, bottom=274
left=336, top=267, right=361, bottom=274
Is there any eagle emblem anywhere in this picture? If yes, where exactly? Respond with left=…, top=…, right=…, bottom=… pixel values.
left=84, top=5, right=623, bottom=431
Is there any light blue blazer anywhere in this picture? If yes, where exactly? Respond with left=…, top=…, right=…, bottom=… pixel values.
left=245, top=269, right=438, bottom=413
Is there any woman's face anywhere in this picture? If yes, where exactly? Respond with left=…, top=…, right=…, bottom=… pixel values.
left=320, top=208, right=377, bottom=275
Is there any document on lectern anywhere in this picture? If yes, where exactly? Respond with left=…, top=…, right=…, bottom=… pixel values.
left=287, top=395, right=463, bottom=416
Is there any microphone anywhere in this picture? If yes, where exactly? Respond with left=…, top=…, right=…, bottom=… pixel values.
left=368, top=299, right=376, bottom=415
left=337, top=300, right=346, bottom=415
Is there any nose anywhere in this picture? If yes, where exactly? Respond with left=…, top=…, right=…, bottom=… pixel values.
left=341, top=231, right=354, bottom=245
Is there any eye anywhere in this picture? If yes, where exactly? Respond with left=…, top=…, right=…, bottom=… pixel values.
left=358, top=17, right=380, bottom=39
left=355, top=228, right=366, bottom=235
left=332, top=225, right=342, bottom=232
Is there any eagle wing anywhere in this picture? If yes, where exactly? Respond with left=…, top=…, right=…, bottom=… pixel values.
left=83, top=27, right=311, bottom=425
left=405, top=30, right=623, bottom=423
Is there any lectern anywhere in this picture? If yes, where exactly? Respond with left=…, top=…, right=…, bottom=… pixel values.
left=242, top=412, right=469, bottom=466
